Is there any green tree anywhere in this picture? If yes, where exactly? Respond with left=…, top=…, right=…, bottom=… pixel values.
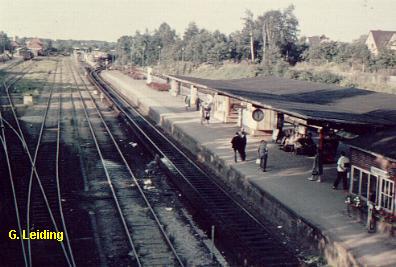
left=373, top=49, right=396, bottom=70
left=256, top=5, right=299, bottom=64
left=303, top=41, right=340, bottom=64
left=0, top=31, right=11, bottom=53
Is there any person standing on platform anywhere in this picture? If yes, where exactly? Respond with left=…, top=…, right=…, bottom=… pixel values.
left=257, top=140, right=269, bottom=172
left=196, top=98, right=201, bottom=111
left=308, top=149, right=323, bottom=182
left=204, top=106, right=211, bottom=124
left=231, top=132, right=242, bottom=162
left=240, top=130, right=247, bottom=161
left=333, top=151, right=350, bottom=190
left=184, top=95, right=191, bottom=110
left=200, top=103, right=211, bottom=124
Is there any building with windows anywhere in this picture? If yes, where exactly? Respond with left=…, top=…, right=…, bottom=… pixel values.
left=348, top=127, right=396, bottom=223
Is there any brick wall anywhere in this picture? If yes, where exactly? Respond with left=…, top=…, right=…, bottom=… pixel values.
left=351, top=147, right=396, bottom=181
left=350, top=147, right=381, bottom=171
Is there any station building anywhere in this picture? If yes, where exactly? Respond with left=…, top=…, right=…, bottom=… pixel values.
left=347, top=127, right=396, bottom=229
left=159, top=72, right=396, bottom=225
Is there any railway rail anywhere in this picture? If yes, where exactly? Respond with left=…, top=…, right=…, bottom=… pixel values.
left=89, top=67, right=301, bottom=266
left=67, top=60, right=185, bottom=266
left=0, top=59, right=76, bottom=266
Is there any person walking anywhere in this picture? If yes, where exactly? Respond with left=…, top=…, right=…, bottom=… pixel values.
left=240, top=130, right=247, bottom=161
left=231, top=132, right=242, bottom=162
left=257, top=140, right=269, bottom=172
left=333, top=151, right=350, bottom=190
left=204, top=106, right=211, bottom=124
left=308, top=149, right=323, bottom=182
left=200, top=103, right=211, bottom=124
left=184, top=95, right=191, bottom=110
left=200, top=103, right=205, bottom=125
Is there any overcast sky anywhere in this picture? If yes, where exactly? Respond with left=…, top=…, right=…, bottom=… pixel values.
left=1, top=0, right=394, bottom=42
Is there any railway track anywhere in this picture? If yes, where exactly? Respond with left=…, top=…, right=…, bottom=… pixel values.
left=25, top=61, right=75, bottom=266
left=67, top=60, right=185, bottom=266
left=0, top=68, right=32, bottom=265
left=89, top=67, right=301, bottom=266
left=0, top=58, right=76, bottom=266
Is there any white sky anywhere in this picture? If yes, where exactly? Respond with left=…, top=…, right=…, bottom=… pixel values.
left=0, top=0, right=395, bottom=42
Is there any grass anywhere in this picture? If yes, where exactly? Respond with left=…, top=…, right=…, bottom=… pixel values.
left=293, top=61, right=396, bottom=94
left=187, top=61, right=258, bottom=79
left=4, top=58, right=57, bottom=95
left=156, top=60, right=259, bottom=80
left=146, top=59, right=396, bottom=95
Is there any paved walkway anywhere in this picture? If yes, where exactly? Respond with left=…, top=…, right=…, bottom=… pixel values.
left=101, top=70, right=396, bottom=266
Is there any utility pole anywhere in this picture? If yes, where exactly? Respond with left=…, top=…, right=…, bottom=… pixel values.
left=130, top=46, right=133, bottom=65
left=262, top=25, right=267, bottom=63
left=141, top=42, right=146, bottom=66
left=158, top=45, right=161, bottom=65
left=250, top=31, right=255, bottom=63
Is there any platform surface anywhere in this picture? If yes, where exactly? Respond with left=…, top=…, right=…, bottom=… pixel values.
left=102, top=70, right=396, bottom=266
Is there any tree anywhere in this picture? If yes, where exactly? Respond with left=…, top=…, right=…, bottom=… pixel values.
left=373, top=49, right=396, bottom=70
left=229, top=31, right=250, bottom=62
left=256, top=5, right=299, bottom=64
left=0, top=31, right=11, bottom=53
left=303, top=41, right=340, bottom=64
left=183, top=22, right=199, bottom=42
left=242, top=10, right=255, bottom=62
left=153, top=22, right=178, bottom=63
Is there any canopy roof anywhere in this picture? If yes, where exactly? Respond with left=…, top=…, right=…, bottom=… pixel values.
left=171, top=75, right=396, bottom=127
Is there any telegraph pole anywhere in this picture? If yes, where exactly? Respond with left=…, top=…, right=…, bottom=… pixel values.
left=250, top=31, right=255, bottom=63
left=158, top=45, right=161, bottom=65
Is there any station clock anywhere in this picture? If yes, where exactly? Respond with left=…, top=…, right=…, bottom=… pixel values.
left=252, top=109, right=264, bottom=122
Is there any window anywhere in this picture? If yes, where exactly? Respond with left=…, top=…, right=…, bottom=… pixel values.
left=351, top=167, right=360, bottom=194
left=350, top=166, right=378, bottom=204
left=369, top=175, right=378, bottom=203
left=361, top=172, right=369, bottom=198
left=379, top=178, right=394, bottom=212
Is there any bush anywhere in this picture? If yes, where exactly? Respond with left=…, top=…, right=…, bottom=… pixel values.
left=313, top=71, right=343, bottom=84
left=147, top=82, right=170, bottom=91
left=297, top=70, right=314, bottom=81
left=284, top=69, right=300, bottom=79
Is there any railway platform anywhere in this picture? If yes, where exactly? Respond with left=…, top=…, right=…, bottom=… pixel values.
left=100, top=69, right=396, bottom=267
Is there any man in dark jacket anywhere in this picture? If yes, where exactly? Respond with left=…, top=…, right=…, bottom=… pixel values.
left=231, top=132, right=242, bottom=162
left=240, top=131, right=247, bottom=161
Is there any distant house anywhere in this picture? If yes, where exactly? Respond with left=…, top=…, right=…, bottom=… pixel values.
left=307, top=35, right=330, bottom=47
left=365, top=30, right=396, bottom=56
left=26, top=38, right=44, bottom=56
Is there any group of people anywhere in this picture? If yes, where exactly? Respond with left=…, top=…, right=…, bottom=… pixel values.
left=231, top=131, right=269, bottom=172
left=184, top=95, right=212, bottom=124
left=280, top=132, right=316, bottom=155
left=308, top=149, right=350, bottom=190
left=231, top=129, right=351, bottom=190
left=231, top=131, right=247, bottom=162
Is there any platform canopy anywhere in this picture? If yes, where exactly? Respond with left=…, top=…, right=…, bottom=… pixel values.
left=347, top=127, right=396, bottom=161
left=170, top=75, right=396, bottom=127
